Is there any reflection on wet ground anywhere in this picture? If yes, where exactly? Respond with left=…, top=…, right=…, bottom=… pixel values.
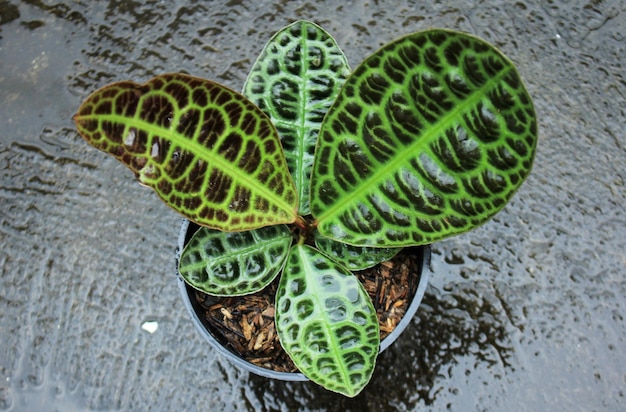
left=1, top=0, right=624, bottom=410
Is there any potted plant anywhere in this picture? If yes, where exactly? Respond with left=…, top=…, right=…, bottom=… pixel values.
left=176, top=219, right=430, bottom=382
left=73, top=20, right=537, bottom=397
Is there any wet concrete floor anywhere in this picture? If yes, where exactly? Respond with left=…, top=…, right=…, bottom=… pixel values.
left=0, top=1, right=624, bottom=410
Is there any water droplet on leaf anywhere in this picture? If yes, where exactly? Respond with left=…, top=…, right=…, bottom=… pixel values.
left=151, top=142, right=160, bottom=158
left=124, top=128, right=136, bottom=147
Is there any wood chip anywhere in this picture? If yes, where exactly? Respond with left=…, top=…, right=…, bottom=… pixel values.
left=220, top=307, right=232, bottom=320
left=242, top=318, right=253, bottom=341
left=253, top=331, right=266, bottom=350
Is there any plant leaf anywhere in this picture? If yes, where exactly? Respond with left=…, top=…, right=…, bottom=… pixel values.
left=244, top=20, right=350, bottom=215
left=311, top=30, right=538, bottom=246
left=179, top=225, right=292, bottom=296
left=74, top=73, right=298, bottom=231
left=314, top=232, right=401, bottom=271
left=275, top=244, right=379, bottom=397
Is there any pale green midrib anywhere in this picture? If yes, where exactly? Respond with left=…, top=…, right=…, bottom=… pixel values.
left=294, top=26, right=350, bottom=215
left=315, top=64, right=514, bottom=224
left=296, top=24, right=310, bottom=213
left=88, top=113, right=297, bottom=218
left=296, top=245, right=354, bottom=394
left=206, top=234, right=291, bottom=269
left=182, top=232, right=291, bottom=272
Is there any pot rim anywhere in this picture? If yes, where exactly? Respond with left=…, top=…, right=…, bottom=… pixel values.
left=176, top=219, right=431, bottom=381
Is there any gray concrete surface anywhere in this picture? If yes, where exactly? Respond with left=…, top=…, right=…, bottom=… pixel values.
left=0, top=1, right=624, bottom=410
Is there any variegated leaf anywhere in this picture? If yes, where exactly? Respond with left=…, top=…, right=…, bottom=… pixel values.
left=276, top=244, right=379, bottom=397
left=311, top=30, right=537, bottom=246
left=314, top=232, right=400, bottom=270
left=179, top=225, right=292, bottom=296
left=244, top=20, right=350, bottom=214
left=74, top=73, right=298, bottom=231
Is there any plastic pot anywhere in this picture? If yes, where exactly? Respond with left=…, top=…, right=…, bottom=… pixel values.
left=176, top=219, right=431, bottom=381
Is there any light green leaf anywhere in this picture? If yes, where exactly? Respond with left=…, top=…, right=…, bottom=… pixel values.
left=314, top=232, right=401, bottom=271
left=179, top=225, right=292, bottom=296
left=311, top=30, right=537, bottom=246
left=74, top=73, right=298, bottom=231
left=276, top=244, right=379, bottom=397
left=244, top=20, right=351, bottom=215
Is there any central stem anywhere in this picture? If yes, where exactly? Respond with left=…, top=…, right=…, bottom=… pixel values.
left=292, top=215, right=318, bottom=245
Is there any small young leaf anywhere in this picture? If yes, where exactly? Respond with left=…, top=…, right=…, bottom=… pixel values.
left=179, top=225, right=292, bottom=296
left=244, top=20, right=350, bottom=215
left=276, top=245, right=379, bottom=397
left=311, top=30, right=537, bottom=246
left=74, top=73, right=298, bottom=231
left=314, top=232, right=401, bottom=271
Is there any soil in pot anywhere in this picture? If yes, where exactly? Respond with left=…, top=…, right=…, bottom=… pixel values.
left=192, top=247, right=425, bottom=373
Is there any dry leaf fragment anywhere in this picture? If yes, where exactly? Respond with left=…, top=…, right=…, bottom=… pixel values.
left=242, top=319, right=253, bottom=340
left=254, top=331, right=266, bottom=350
left=220, top=307, right=233, bottom=319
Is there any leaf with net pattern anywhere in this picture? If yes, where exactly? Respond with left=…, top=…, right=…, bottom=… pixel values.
left=311, top=30, right=537, bottom=246
left=74, top=73, right=298, bottom=231
left=244, top=20, right=350, bottom=215
left=179, top=225, right=292, bottom=296
left=314, top=232, right=400, bottom=270
left=276, top=244, right=379, bottom=397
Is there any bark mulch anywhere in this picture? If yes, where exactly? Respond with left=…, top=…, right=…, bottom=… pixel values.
left=193, top=248, right=423, bottom=373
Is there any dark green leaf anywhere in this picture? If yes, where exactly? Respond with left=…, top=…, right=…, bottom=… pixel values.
left=311, top=30, right=537, bottom=246
left=314, top=232, right=401, bottom=270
